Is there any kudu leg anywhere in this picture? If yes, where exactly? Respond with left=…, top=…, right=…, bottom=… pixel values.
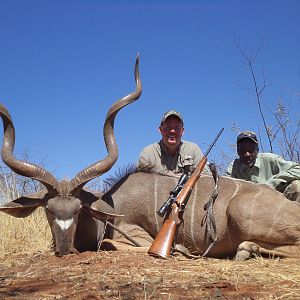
left=235, top=241, right=260, bottom=260
left=101, top=239, right=149, bottom=253
left=101, top=223, right=154, bottom=252
left=235, top=240, right=300, bottom=260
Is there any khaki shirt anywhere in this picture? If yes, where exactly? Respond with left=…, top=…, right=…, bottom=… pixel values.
left=226, top=153, right=300, bottom=191
left=137, top=140, right=210, bottom=175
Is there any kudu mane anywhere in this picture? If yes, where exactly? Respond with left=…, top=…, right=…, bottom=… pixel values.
left=101, top=164, right=137, bottom=193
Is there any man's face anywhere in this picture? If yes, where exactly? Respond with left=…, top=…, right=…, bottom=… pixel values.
left=237, top=139, right=259, bottom=167
left=159, top=116, right=184, bottom=151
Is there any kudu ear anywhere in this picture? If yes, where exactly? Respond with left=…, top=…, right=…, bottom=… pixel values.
left=0, top=190, right=48, bottom=218
left=89, top=199, right=123, bottom=221
left=0, top=196, right=45, bottom=218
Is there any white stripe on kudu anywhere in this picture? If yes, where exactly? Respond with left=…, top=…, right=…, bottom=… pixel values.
left=154, top=176, right=159, bottom=232
left=247, top=188, right=262, bottom=238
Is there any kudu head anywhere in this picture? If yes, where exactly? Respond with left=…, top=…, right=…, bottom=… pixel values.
left=0, top=55, right=142, bottom=256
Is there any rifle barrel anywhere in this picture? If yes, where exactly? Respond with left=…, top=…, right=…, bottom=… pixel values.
left=203, top=128, right=224, bottom=157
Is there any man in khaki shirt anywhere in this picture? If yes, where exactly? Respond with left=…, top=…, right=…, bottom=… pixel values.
left=226, top=131, right=300, bottom=202
left=137, top=110, right=210, bottom=176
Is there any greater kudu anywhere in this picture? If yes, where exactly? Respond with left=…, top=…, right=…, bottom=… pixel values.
left=101, top=172, right=300, bottom=260
left=0, top=55, right=142, bottom=257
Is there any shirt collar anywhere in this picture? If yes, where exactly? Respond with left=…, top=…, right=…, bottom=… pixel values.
left=159, top=140, right=182, bottom=155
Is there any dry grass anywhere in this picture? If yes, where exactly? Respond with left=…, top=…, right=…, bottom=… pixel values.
left=0, top=207, right=52, bottom=256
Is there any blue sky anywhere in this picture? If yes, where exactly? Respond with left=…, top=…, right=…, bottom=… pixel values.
left=0, top=0, right=299, bottom=180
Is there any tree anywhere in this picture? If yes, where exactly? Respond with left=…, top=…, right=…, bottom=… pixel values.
left=234, top=35, right=300, bottom=163
left=0, top=150, right=44, bottom=204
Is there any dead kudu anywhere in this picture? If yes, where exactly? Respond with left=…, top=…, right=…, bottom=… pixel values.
left=2, top=60, right=300, bottom=260
left=102, top=172, right=300, bottom=260
left=0, top=55, right=142, bottom=257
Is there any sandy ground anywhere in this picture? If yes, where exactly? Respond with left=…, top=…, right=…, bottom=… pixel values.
left=1, top=250, right=300, bottom=300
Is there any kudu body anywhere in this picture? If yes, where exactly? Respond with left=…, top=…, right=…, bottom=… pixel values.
left=0, top=56, right=142, bottom=256
left=101, top=172, right=300, bottom=260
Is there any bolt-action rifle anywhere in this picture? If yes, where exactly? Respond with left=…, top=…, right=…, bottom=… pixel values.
left=147, top=128, right=224, bottom=259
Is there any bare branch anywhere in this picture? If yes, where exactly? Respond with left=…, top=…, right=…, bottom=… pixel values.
left=234, top=35, right=273, bottom=152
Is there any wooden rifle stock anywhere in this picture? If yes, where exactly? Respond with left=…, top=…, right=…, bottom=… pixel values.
left=148, top=128, right=224, bottom=259
left=147, top=157, right=207, bottom=258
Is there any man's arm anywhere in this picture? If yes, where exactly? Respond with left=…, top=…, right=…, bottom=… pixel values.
left=137, top=148, right=156, bottom=172
left=267, top=155, right=300, bottom=188
left=137, top=145, right=171, bottom=175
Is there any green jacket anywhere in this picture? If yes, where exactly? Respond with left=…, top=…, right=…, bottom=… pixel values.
left=226, top=153, right=300, bottom=191
left=137, top=140, right=210, bottom=175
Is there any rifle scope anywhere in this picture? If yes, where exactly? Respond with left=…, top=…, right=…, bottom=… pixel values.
left=157, top=173, right=188, bottom=217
